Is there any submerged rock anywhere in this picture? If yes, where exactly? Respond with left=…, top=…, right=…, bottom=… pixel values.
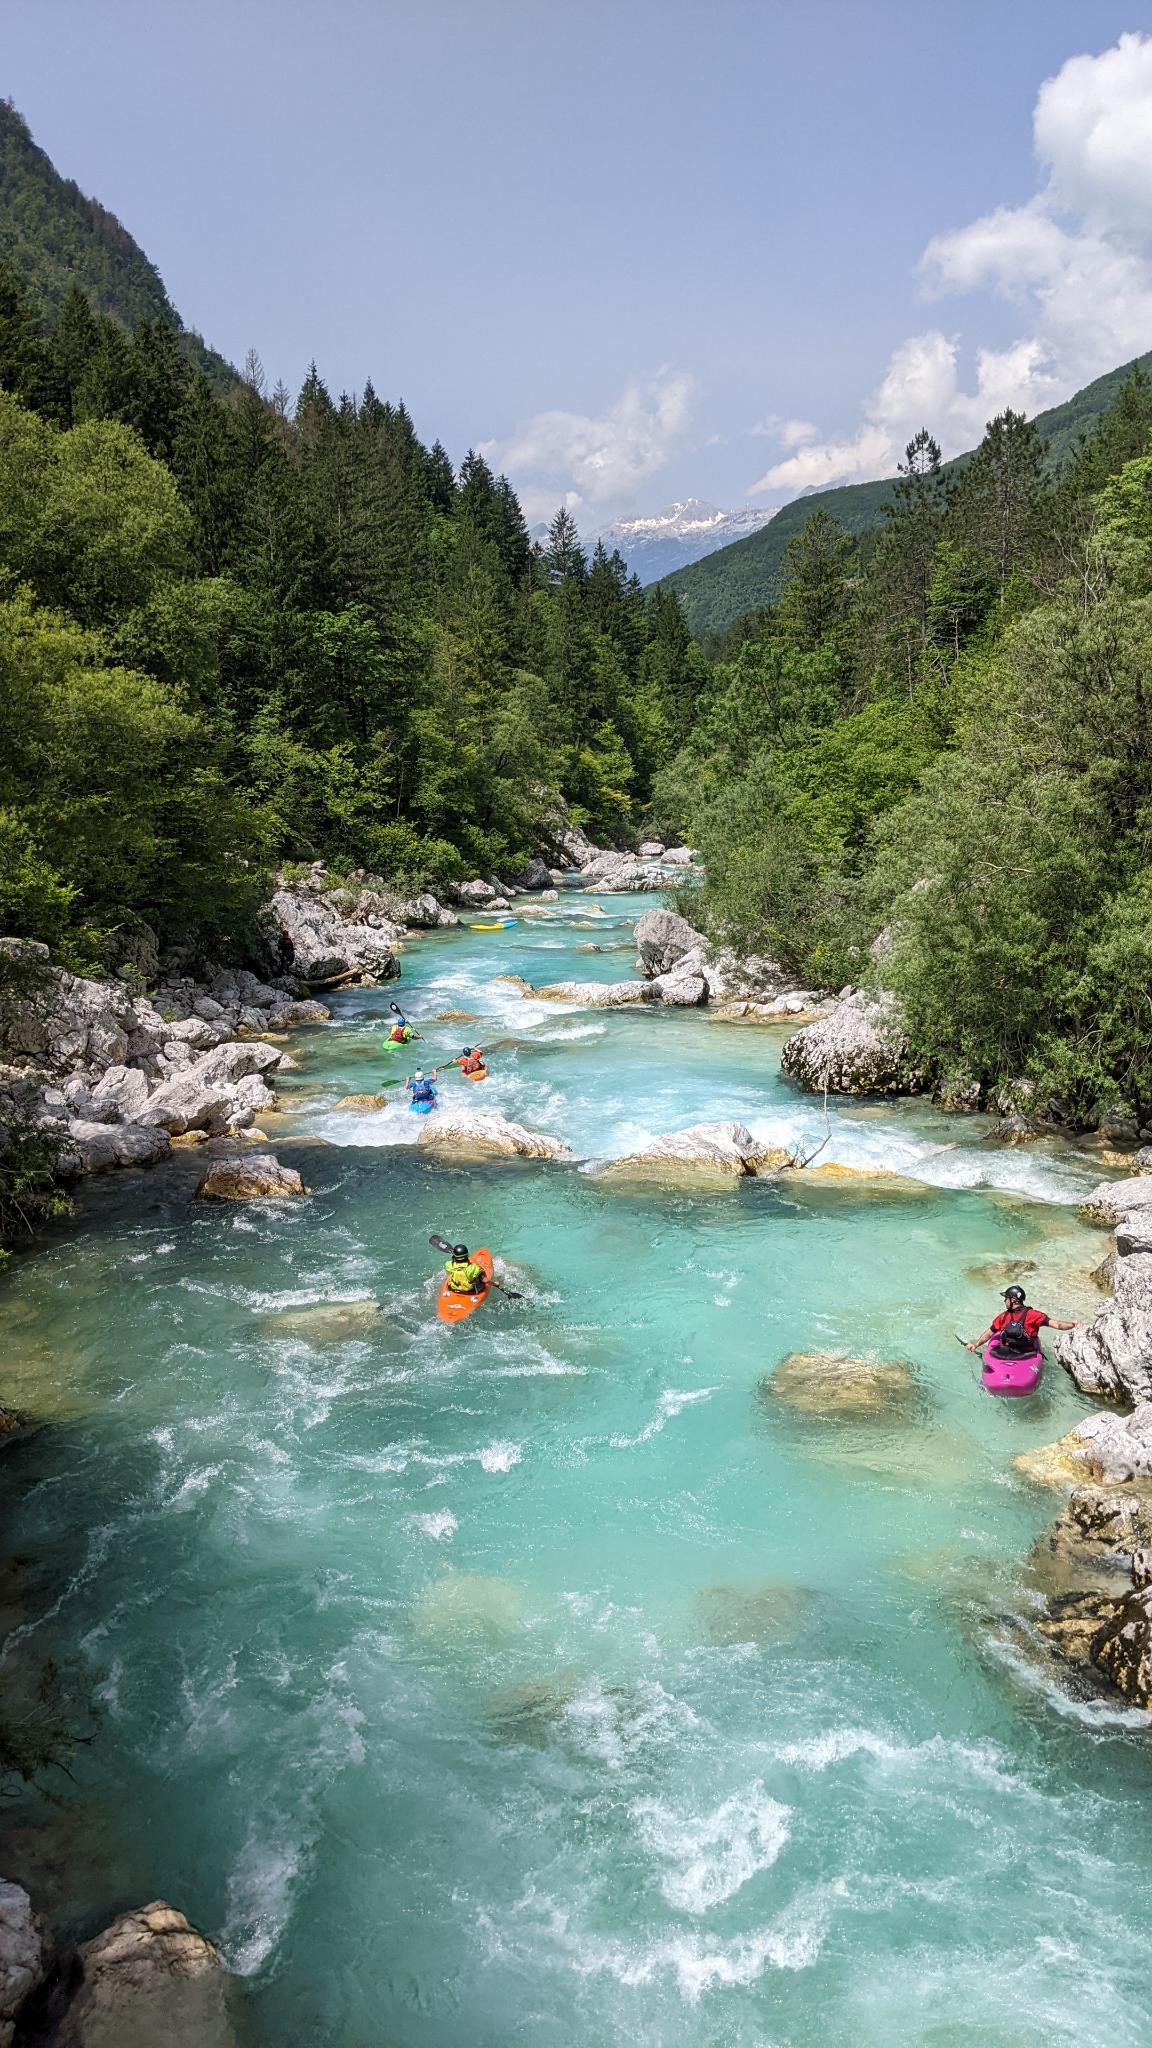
left=0, top=1880, right=45, bottom=2048
left=595, top=1122, right=791, bottom=1183
left=417, top=1110, right=569, bottom=1161
left=695, top=1581, right=808, bottom=1645
left=333, top=1093, right=391, bottom=1111
left=55, top=1900, right=234, bottom=2048
left=414, top=1573, right=525, bottom=1644
left=194, top=1153, right=307, bottom=1201
left=781, top=991, right=921, bottom=1096
left=764, top=1349, right=919, bottom=1417
left=260, top=1299, right=382, bottom=1343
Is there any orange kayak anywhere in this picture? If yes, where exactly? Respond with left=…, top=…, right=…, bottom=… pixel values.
left=462, top=1064, right=488, bottom=1083
left=437, top=1248, right=494, bottom=1325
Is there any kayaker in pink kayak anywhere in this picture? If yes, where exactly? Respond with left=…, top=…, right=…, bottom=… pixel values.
left=967, top=1284, right=1079, bottom=1356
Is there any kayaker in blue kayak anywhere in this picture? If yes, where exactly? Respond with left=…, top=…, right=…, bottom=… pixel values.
left=406, top=1068, right=438, bottom=1109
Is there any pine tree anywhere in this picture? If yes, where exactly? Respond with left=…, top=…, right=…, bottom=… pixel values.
left=951, top=409, right=1047, bottom=591
left=775, top=509, right=857, bottom=655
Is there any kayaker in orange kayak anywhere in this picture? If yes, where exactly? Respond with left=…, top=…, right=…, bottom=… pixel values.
left=443, top=1243, right=488, bottom=1295
left=454, top=1045, right=488, bottom=1079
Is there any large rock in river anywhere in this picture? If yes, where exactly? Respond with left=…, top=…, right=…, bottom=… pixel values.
left=56, top=1900, right=234, bottom=2048
left=596, top=1121, right=791, bottom=1183
left=781, top=991, right=920, bottom=1096
left=417, top=1110, right=569, bottom=1161
left=533, top=980, right=657, bottom=1007
left=0, top=1880, right=45, bottom=2048
left=764, top=1349, right=919, bottom=1417
left=195, top=1153, right=307, bottom=1201
left=634, top=908, right=706, bottom=978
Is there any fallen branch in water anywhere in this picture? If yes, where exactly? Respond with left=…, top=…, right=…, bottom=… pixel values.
left=789, top=1086, right=832, bottom=1170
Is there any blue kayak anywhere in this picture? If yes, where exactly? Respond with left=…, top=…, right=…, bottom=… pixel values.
left=468, top=916, right=518, bottom=929
left=409, top=1096, right=436, bottom=1115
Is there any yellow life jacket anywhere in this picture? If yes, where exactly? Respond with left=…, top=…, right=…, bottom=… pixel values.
left=446, top=1258, right=484, bottom=1292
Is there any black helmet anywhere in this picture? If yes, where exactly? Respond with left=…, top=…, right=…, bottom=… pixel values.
left=1002, top=1284, right=1026, bottom=1304
left=452, top=1243, right=469, bottom=1260
left=462, top=1046, right=473, bottom=1056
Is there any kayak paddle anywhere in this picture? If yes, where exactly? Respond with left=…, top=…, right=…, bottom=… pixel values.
left=427, top=1234, right=525, bottom=1301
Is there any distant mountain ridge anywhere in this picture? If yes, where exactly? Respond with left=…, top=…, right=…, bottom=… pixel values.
left=660, top=349, right=1152, bottom=637
left=0, top=99, right=234, bottom=387
left=591, top=499, right=774, bottom=582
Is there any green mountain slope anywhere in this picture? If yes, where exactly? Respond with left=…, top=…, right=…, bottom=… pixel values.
left=662, top=350, right=1152, bottom=636
left=0, top=99, right=234, bottom=387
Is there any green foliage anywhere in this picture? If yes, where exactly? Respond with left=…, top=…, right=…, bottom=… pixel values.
left=0, top=99, right=233, bottom=386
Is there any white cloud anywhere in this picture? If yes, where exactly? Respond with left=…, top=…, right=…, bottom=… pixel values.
left=749, top=414, right=819, bottom=444
left=751, top=31, right=1152, bottom=498
left=484, top=369, right=695, bottom=525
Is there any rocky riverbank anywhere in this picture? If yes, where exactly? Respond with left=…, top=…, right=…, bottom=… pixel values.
left=0, top=1886, right=238, bottom=2046
left=1007, top=1167, right=1152, bottom=1711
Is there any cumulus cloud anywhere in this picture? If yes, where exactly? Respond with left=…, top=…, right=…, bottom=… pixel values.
left=750, top=31, right=1152, bottom=498
left=484, top=369, right=695, bottom=525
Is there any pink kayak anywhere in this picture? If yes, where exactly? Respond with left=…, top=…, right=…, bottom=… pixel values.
left=982, top=1341, right=1044, bottom=1397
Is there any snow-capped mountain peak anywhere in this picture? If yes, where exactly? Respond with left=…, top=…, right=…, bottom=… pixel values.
left=592, top=499, right=774, bottom=582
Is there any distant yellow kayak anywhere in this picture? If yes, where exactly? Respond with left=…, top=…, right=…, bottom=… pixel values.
left=469, top=917, right=518, bottom=929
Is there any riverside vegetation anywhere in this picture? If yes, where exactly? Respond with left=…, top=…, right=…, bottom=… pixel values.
left=655, top=375, right=1152, bottom=1134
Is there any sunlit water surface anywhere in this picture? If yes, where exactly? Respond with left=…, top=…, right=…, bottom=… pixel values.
left=3, top=892, right=1151, bottom=2046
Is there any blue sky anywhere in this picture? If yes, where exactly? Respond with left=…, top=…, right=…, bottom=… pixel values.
left=6, top=2, right=1151, bottom=523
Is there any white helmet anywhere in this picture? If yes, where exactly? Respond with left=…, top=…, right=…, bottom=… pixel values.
left=413, top=1068, right=425, bottom=1080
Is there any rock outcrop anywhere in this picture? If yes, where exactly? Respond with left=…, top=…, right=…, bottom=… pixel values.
left=270, top=879, right=401, bottom=984
left=595, top=1121, right=792, bottom=1183
left=0, top=942, right=330, bottom=1185
left=1016, top=1404, right=1152, bottom=1488
left=55, top=1900, right=234, bottom=2048
left=416, top=1110, right=570, bottom=1161
left=0, top=1880, right=45, bottom=2048
left=1055, top=1240, right=1152, bottom=1404
left=781, top=991, right=921, bottom=1096
left=1091, top=1548, right=1152, bottom=1708
left=194, top=1153, right=308, bottom=1201
left=1079, top=1175, right=1152, bottom=1227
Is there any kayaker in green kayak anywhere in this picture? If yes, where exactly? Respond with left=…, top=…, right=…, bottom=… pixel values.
left=386, top=1002, right=417, bottom=1045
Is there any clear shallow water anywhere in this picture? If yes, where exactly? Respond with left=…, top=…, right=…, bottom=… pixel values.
left=3, top=892, right=1152, bottom=2046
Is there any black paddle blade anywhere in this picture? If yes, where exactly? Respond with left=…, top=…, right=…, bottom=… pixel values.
left=428, top=1234, right=453, bottom=1253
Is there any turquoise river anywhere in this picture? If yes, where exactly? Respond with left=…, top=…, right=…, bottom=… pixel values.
left=3, top=889, right=1152, bottom=2046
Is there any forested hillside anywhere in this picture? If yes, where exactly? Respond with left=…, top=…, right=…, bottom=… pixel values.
left=662, top=350, right=1152, bottom=636
left=0, top=260, right=705, bottom=971
left=657, top=373, right=1152, bottom=1126
left=0, top=99, right=233, bottom=388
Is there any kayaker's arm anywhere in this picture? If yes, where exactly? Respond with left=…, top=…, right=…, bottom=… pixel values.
left=967, top=1328, right=994, bottom=1352
left=1047, top=1317, right=1080, bottom=1330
